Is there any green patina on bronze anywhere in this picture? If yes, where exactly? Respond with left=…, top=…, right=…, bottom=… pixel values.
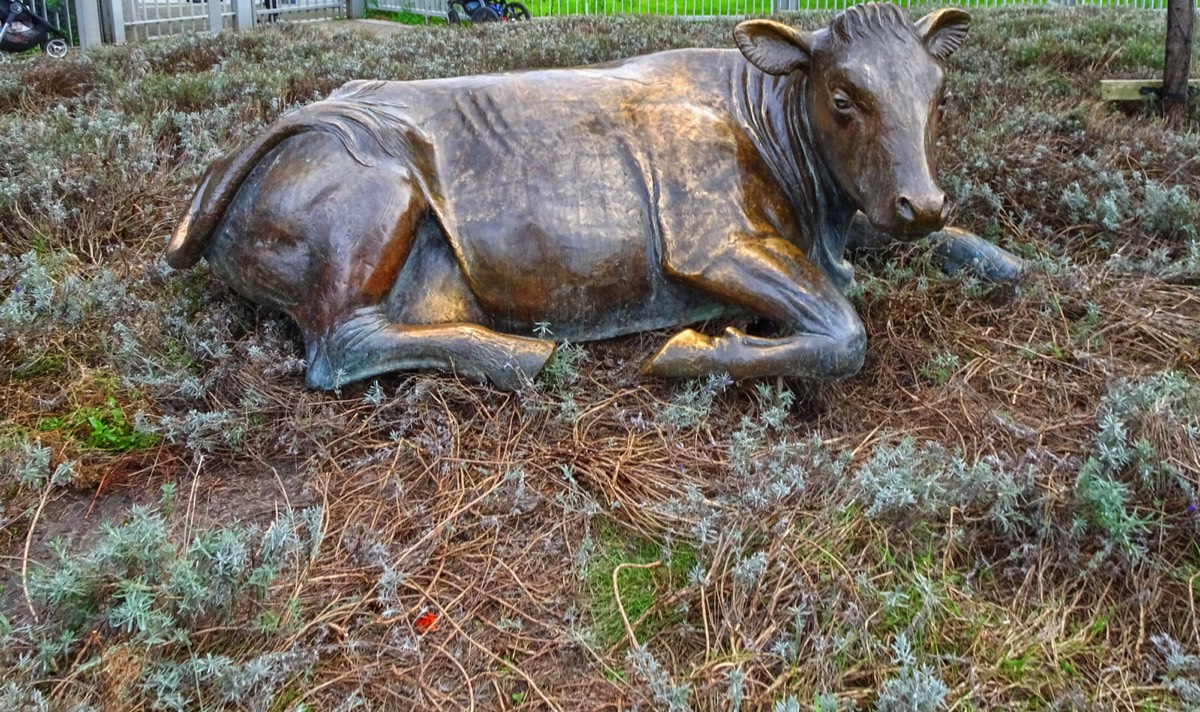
left=167, top=3, right=1015, bottom=391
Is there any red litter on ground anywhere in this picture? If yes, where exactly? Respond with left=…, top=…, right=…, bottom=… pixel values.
left=415, top=611, right=438, bottom=635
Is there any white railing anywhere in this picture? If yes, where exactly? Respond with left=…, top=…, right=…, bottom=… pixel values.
left=380, top=0, right=1188, bottom=18
left=72, top=0, right=1192, bottom=47
left=78, top=0, right=345, bottom=43
left=255, top=0, right=345, bottom=27
left=108, top=0, right=231, bottom=42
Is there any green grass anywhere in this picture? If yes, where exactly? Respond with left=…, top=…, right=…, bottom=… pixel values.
left=37, top=397, right=158, bottom=452
left=366, top=7, right=449, bottom=23
left=584, top=521, right=697, bottom=650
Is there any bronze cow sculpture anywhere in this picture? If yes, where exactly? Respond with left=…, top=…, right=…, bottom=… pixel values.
left=167, top=4, right=988, bottom=391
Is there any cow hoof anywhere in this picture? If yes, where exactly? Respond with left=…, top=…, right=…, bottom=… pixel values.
left=491, top=339, right=557, bottom=391
left=643, top=327, right=764, bottom=379
left=642, top=329, right=718, bottom=379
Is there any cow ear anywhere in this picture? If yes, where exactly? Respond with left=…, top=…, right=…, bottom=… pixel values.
left=915, top=8, right=970, bottom=62
left=734, top=20, right=814, bottom=76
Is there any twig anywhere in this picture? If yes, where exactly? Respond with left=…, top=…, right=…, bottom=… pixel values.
left=49, top=628, right=100, bottom=701
left=440, top=610, right=565, bottom=712
left=612, top=561, right=661, bottom=649
left=22, top=479, right=54, bottom=624
left=1189, top=572, right=1200, bottom=652
left=435, top=640, right=476, bottom=712
left=182, top=454, right=203, bottom=550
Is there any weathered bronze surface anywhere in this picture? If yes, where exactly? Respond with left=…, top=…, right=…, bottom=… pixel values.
left=167, top=3, right=997, bottom=390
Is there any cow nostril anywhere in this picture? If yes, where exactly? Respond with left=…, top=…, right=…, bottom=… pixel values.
left=897, top=194, right=949, bottom=226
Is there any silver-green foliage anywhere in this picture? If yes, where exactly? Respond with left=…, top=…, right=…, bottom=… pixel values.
left=1152, top=633, right=1200, bottom=707
left=852, top=436, right=1032, bottom=531
left=1073, top=371, right=1200, bottom=556
left=656, top=372, right=733, bottom=430
left=728, top=384, right=840, bottom=512
left=873, top=633, right=948, bottom=712
left=627, top=644, right=692, bottom=712
left=10, top=486, right=324, bottom=701
left=0, top=251, right=126, bottom=337
left=1060, top=157, right=1198, bottom=241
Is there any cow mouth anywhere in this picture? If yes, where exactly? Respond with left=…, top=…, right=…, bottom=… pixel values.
left=893, top=220, right=946, bottom=241
left=865, top=197, right=951, bottom=241
left=864, top=212, right=944, bottom=242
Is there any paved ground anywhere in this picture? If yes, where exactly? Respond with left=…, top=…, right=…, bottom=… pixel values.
left=340, top=18, right=423, bottom=36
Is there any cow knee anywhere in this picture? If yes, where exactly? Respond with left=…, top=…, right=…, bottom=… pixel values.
left=823, top=318, right=866, bottom=378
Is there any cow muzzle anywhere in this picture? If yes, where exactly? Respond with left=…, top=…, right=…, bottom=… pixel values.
left=893, top=191, right=950, bottom=239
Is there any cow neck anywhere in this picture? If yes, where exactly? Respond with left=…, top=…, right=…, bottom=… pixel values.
left=732, top=61, right=857, bottom=292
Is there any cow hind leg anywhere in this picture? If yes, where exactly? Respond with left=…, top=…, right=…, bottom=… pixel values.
left=304, top=309, right=556, bottom=391
left=214, top=132, right=556, bottom=391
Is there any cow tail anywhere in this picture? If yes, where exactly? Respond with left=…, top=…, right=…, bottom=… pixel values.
left=164, top=117, right=314, bottom=269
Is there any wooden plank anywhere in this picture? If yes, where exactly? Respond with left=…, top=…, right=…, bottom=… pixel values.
left=1099, top=79, right=1200, bottom=101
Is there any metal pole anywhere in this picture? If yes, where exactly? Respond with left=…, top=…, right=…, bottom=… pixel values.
left=107, top=0, right=124, bottom=43
left=207, top=0, right=222, bottom=33
left=233, top=0, right=253, bottom=27
left=74, top=0, right=103, bottom=46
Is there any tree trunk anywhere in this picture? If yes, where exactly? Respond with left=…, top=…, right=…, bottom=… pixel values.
left=1163, top=0, right=1195, bottom=127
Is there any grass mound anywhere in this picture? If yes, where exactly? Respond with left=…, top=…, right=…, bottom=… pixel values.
left=1, top=9, right=1198, bottom=710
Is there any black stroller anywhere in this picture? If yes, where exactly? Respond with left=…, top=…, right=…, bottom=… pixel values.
left=0, top=0, right=69, bottom=57
left=447, top=0, right=530, bottom=25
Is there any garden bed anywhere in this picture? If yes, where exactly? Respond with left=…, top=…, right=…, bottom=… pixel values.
left=1, top=9, right=1198, bottom=710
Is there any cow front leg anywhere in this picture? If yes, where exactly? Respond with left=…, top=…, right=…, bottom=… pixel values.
left=644, top=236, right=866, bottom=381
left=929, top=227, right=1024, bottom=284
left=305, top=308, right=556, bottom=391
left=846, top=213, right=1024, bottom=284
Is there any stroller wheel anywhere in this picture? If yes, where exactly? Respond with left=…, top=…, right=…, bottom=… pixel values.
left=503, top=2, right=530, bottom=20
left=42, top=37, right=69, bottom=58
left=446, top=7, right=464, bottom=25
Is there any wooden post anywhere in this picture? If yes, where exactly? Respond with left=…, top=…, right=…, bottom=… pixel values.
left=1163, top=0, right=1195, bottom=126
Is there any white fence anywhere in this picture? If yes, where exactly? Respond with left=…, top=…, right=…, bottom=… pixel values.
left=102, top=0, right=346, bottom=42
left=380, top=0, right=1192, bottom=19
left=102, top=0, right=344, bottom=42
left=68, top=0, right=1193, bottom=47
left=62, top=0, right=350, bottom=45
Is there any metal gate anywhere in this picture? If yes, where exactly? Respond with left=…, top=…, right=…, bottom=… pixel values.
left=103, top=0, right=343, bottom=42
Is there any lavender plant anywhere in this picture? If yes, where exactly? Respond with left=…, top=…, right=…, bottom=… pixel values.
left=873, top=634, right=948, bottom=712
left=852, top=436, right=1032, bottom=531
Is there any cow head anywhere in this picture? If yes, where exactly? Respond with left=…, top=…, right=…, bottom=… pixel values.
left=735, top=4, right=969, bottom=239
